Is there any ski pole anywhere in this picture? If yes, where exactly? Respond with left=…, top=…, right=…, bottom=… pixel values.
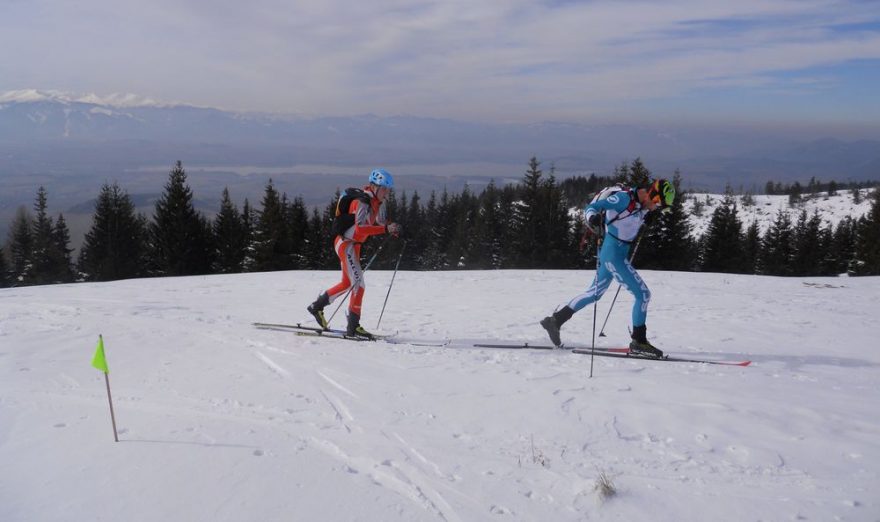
left=597, top=228, right=646, bottom=337
left=327, top=239, right=387, bottom=324
left=589, top=236, right=602, bottom=379
left=376, top=240, right=407, bottom=329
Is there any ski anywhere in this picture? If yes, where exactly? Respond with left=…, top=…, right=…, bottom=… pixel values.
left=253, top=322, right=448, bottom=347
left=253, top=322, right=391, bottom=340
left=571, top=348, right=751, bottom=366
left=472, top=343, right=629, bottom=353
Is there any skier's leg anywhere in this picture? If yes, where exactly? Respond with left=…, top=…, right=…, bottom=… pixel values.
left=325, top=238, right=355, bottom=302
left=609, top=258, right=660, bottom=357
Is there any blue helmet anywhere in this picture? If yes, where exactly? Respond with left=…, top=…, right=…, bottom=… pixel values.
left=369, top=168, right=394, bottom=188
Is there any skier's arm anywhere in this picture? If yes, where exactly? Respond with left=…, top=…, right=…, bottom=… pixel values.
left=351, top=200, right=387, bottom=242
left=584, top=192, right=631, bottom=222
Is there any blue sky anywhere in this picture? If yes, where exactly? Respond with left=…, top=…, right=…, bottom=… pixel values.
left=2, top=0, right=879, bottom=132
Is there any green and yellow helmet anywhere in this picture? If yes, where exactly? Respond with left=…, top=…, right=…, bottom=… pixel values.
left=648, top=178, right=675, bottom=209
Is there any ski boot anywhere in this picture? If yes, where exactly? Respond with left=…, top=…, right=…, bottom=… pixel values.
left=346, top=311, right=374, bottom=340
left=629, top=325, right=663, bottom=358
left=307, top=292, right=330, bottom=330
left=540, top=306, right=574, bottom=348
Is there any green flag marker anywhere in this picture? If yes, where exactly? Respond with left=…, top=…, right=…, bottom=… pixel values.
left=92, top=335, right=109, bottom=373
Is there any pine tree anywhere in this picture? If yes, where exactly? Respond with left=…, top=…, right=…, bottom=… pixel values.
left=78, top=183, right=149, bottom=282
left=742, top=221, right=761, bottom=274
left=0, top=245, right=8, bottom=287
left=472, top=181, right=506, bottom=269
left=626, top=158, right=652, bottom=187
left=852, top=188, right=880, bottom=275
left=401, top=191, right=427, bottom=270
left=830, top=216, right=856, bottom=274
left=30, top=187, right=56, bottom=285
left=212, top=187, right=247, bottom=273
left=791, top=210, right=824, bottom=276
left=758, top=208, right=795, bottom=276
left=50, top=214, right=75, bottom=283
left=700, top=194, right=745, bottom=273
left=149, top=161, right=213, bottom=276
left=542, top=170, right=572, bottom=268
left=287, top=195, right=310, bottom=269
left=303, top=207, right=330, bottom=269
left=252, top=180, right=291, bottom=272
left=515, top=157, right=545, bottom=268
left=7, top=207, right=34, bottom=285
left=422, top=190, right=451, bottom=270
left=240, top=199, right=257, bottom=272
left=446, top=187, right=478, bottom=268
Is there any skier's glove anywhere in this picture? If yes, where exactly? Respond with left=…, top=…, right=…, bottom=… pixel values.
left=386, top=222, right=402, bottom=237
left=587, top=213, right=602, bottom=236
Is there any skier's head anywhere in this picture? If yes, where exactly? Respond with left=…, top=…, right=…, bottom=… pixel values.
left=369, top=168, right=394, bottom=189
left=647, top=178, right=675, bottom=210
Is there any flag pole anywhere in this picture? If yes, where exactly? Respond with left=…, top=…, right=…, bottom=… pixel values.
left=93, top=334, right=118, bottom=442
left=104, top=370, right=119, bottom=442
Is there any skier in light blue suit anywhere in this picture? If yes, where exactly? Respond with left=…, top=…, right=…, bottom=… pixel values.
left=541, top=179, right=675, bottom=357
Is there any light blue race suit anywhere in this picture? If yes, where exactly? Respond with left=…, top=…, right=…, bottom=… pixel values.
left=566, top=188, right=651, bottom=327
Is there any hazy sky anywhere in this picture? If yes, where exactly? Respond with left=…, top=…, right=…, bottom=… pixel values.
left=2, top=0, right=879, bottom=128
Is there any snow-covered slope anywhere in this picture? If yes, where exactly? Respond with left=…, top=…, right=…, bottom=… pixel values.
left=686, top=189, right=874, bottom=237
left=1, top=270, right=877, bottom=521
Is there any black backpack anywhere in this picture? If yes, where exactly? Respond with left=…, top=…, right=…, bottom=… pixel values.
left=331, top=188, right=372, bottom=236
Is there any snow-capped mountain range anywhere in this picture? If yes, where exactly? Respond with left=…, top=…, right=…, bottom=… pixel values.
left=0, top=89, right=170, bottom=109
left=2, top=89, right=879, bottom=191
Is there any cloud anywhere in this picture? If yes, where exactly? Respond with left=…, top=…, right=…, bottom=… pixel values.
left=1, top=0, right=878, bottom=124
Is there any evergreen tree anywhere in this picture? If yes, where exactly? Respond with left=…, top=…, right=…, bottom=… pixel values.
left=827, top=180, right=838, bottom=196
left=852, top=188, right=880, bottom=275
left=515, top=157, right=545, bottom=268
left=212, top=187, right=247, bottom=273
left=149, top=161, right=213, bottom=276
left=788, top=182, right=803, bottom=207
left=626, top=157, right=652, bottom=187
left=817, top=223, right=837, bottom=276
left=830, top=216, right=856, bottom=274
left=402, top=191, right=427, bottom=269
left=50, top=214, right=75, bottom=283
left=791, top=210, right=824, bottom=276
left=303, top=207, right=331, bottom=269
left=252, top=180, right=291, bottom=271
left=742, top=220, right=761, bottom=274
left=78, top=183, right=149, bottom=281
left=700, top=194, right=745, bottom=273
left=30, top=186, right=56, bottom=284
left=472, top=181, right=507, bottom=269
left=541, top=170, right=572, bottom=268
left=758, top=208, right=795, bottom=276
left=286, top=195, right=310, bottom=269
left=445, top=187, right=478, bottom=268
left=852, top=186, right=862, bottom=205
left=0, top=246, right=9, bottom=287
left=422, top=190, right=451, bottom=270
left=7, top=207, right=34, bottom=285
left=240, top=198, right=257, bottom=272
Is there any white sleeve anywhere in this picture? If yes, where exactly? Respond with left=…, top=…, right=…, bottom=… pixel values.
left=376, top=201, right=388, bottom=226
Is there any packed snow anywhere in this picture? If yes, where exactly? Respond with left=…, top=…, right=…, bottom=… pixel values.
left=1, top=269, right=878, bottom=521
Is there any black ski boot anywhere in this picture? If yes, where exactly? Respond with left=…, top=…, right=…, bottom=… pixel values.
left=540, top=306, right=574, bottom=348
left=307, top=292, right=330, bottom=330
left=629, top=325, right=663, bottom=358
left=346, top=311, right=374, bottom=340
